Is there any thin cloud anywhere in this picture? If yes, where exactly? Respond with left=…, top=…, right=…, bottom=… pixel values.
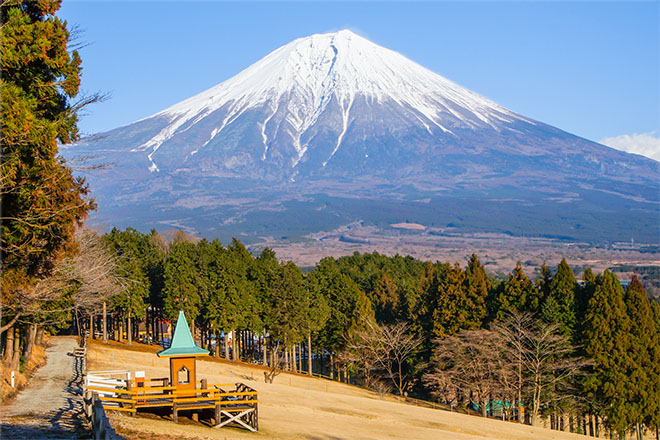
left=599, top=132, right=660, bottom=162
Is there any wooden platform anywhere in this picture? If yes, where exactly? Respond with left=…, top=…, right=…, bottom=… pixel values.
left=85, top=374, right=258, bottom=432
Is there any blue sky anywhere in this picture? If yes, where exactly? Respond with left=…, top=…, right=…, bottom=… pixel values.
left=60, top=1, right=658, bottom=150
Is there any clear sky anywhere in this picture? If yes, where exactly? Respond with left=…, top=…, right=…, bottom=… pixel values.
left=60, top=1, right=659, bottom=150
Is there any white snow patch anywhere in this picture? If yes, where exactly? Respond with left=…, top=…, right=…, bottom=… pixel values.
left=132, top=29, right=533, bottom=171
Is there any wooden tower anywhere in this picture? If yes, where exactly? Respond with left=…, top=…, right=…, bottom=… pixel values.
left=156, top=311, right=208, bottom=391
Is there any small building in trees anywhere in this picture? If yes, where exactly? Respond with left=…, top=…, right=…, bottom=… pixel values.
left=157, top=310, right=209, bottom=391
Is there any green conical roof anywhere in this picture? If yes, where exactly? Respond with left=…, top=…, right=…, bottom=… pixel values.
left=156, top=311, right=209, bottom=357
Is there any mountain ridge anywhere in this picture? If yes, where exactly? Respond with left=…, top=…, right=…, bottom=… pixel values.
left=62, top=30, right=659, bottom=245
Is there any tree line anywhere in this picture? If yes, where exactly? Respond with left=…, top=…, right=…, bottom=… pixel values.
left=75, top=227, right=660, bottom=439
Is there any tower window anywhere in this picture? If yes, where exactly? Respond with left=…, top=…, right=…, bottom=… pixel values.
left=178, top=366, right=190, bottom=384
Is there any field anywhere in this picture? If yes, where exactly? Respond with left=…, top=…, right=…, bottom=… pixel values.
left=87, top=340, right=589, bottom=440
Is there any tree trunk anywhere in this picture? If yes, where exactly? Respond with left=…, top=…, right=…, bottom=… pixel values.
left=307, top=333, right=313, bottom=376
left=103, top=301, right=108, bottom=343
left=329, top=353, right=334, bottom=379
left=127, top=313, right=132, bottom=345
left=263, top=335, right=268, bottom=366
left=0, top=314, right=20, bottom=337
left=231, top=330, right=237, bottom=362
left=4, top=325, right=15, bottom=364
left=89, top=314, right=94, bottom=339
left=12, top=326, right=21, bottom=369
left=36, top=327, right=44, bottom=346
left=284, top=344, right=290, bottom=371
left=215, top=332, right=220, bottom=357
left=23, top=324, right=37, bottom=362
left=224, top=332, right=230, bottom=360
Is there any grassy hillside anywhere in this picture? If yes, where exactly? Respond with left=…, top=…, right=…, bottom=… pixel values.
left=87, top=340, right=589, bottom=440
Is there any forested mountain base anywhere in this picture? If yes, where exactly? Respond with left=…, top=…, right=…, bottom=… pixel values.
left=74, top=228, right=660, bottom=439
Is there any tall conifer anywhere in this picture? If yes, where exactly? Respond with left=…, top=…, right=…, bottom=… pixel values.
left=582, top=270, right=633, bottom=436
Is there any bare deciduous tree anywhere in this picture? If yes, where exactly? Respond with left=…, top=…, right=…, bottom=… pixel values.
left=424, top=329, right=502, bottom=417
left=491, top=311, right=535, bottom=423
left=525, top=322, right=589, bottom=426
left=346, top=319, right=420, bottom=397
left=264, top=341, right=287, bottom=384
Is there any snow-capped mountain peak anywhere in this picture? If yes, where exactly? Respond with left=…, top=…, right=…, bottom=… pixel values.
left=131, top=30, right=527, bottom=172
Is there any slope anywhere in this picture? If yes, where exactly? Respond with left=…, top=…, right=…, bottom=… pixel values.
left=87, top=340, right=589, bottom=440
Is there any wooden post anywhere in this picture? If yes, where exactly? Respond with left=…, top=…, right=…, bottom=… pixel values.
left=127, top=312, right=132, bottom=345
left=214, top=404, right=220, bottom=426
left=103, top=302, right=108, bottom=343
left=173, top=403, right=178, bottom=423
left=126, top=379, right=134, bottom=417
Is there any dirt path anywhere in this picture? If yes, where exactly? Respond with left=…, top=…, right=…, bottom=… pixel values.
left=0, top=336, right=90, bottom=439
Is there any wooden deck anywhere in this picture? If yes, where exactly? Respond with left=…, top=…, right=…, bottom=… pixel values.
left=85, top=374, right=258, bottom=432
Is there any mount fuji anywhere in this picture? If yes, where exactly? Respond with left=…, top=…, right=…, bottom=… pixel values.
left=63, top=30, right=659, bottom=245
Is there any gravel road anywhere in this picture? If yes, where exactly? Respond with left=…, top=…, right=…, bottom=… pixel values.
left=0, top=336, right=91, bottom=439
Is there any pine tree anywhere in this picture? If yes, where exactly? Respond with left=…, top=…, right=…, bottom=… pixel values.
left=623, top=276, right=660, bottom=434
left=463, top=254, right=489, bottom=327
left=372, top=274, right=399, bottom=323
left=162, top=240, right=201, bottom=323
left=494, top=262, right=541, bottom=320
left=431, top=262, right=467, bottom=337
left=310, top=258, right=374, bottom=353
left=541, top=258, right=577, bottom=338
left=535, top=263, right=552, bottom=299
left=582, top=270, right=633, bottom=436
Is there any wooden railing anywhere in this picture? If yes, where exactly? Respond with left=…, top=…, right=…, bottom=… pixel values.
left=84, top=372, right=259, bottom=431
left=83, top=391, right=121, bottom=439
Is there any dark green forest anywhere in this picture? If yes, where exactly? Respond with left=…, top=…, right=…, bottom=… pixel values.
left=78, top=227, right=660, bottom=438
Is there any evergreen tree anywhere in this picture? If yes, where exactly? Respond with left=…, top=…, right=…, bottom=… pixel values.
left=162, top=240, right=201, bottom=323
left=310, top=258, right=374, bottom=353
left=463, top=254, right=489, bottom=327
left=1, top=0, right=95, bottom=334
left=494, top=262, right=541, bottom=320
left=269, top=262, right=308, bottom=345
left=623, top=276, right=660, bottom=433
left=372, top=274, right=399, bottom=323
left=535, top=262, right=552, bottom=300
left=431, top=262, right=467, bottom=337
left=541, top=258, right=577, bottom=337
left=582, top=270, right=633, bottom=436
left=575, top=267, right=597, bottom=325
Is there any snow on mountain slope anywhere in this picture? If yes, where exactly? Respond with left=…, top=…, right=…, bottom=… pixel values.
left=128, top=30, right=530, bottom=173
left=62, top=30, right=660, bottom=244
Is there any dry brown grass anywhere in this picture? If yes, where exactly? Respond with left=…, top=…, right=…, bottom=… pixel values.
left=1, top=335, right=49, bottom=402
left=87, top=340, right=590, bottom=440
